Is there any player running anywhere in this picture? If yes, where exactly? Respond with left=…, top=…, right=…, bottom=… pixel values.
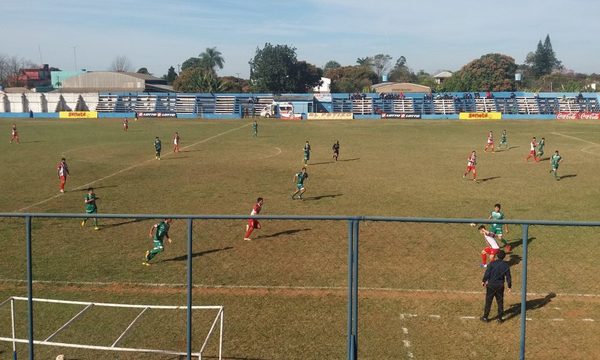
left=123, top=118, right=129, bottom=132
left=173, top=132, right=181, bottom=153
left=525, top=137, right=539, bottom=162
left=252, top=120, right=258, bottom=137
left=550, top=150, right=562, bottom=180
left=303, top=141, right=311, bottom=165
left=489, top=203, right=510, bottom=252
left=499, top=129, right=508, bottom=149
left=244, top=197, right=264, bottom=241
left=143, top=218, right=173, bottom=266
left=484, top=130, right=495, bottom=153
left=57, top=157, right=70, bottom=193
left=536, top=137, right=545, bottom=159
left=463, top=151, right=477, bottom=182
left=10, top=124, right=20, bottom=144
left=332, top=140, right=340, bottom=161
left=478, top=225, right=500, bottom=268
left=81, top=187, right=100, bottom=230
left=292, top=167, right=309, bottom=200
left=154, top=136, right=162, bottom=160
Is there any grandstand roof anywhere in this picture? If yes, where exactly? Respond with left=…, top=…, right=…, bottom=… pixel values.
left=371, top=82, right=431, bottom=93
left=433, top=71, right=453, bottom=79
left=55, top=71, right=169, bottom=93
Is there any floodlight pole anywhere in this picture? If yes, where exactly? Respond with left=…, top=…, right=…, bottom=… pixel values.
left=187, top=218, right=194, bottom=360
left=347, top=219, right=359, bottom=360
left=25, top=215, right=34, bottom=360
left=519, top=224, right=529, bottom=360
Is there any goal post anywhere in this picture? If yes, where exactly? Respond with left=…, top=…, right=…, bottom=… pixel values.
left=0, top=296, right=223, bottom=360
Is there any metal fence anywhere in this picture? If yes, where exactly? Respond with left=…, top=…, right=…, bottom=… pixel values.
left=0, top=212, right=599, bottom=360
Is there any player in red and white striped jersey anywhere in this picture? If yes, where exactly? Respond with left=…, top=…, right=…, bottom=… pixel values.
left=10, top=124, right=19, bottom=144
left=57, top=158, right=70, bottom=193
left=244, top=197, right=264, bottom=241
left=463, top=151, right=477, bottom=181
left=484, top=130, right=494, bottom=153
left=478, top=225, right=500, bottom=268
left=525, top=136, right=539, bottom=162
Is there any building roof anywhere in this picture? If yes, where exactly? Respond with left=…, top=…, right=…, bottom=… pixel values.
left=371, top=82, right=431, bottom=93
left=433, top=71, right=453, bottom=79
left=58, top=72, right=167, bottom=92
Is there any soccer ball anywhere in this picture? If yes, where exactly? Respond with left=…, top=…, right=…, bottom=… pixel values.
left=470, top=223, right=477, bottom=227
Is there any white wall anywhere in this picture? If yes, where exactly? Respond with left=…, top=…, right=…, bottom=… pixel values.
left=7, top=94, right=24, bottom=112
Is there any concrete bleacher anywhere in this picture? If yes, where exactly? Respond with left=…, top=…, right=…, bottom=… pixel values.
left=134, top=94, right=157, bottom=112
left=156, top=94, right=177, bottom=112
left=96, top=94, right=118, bottom=112
left=215, top=96, right=236, bottom=114
left=433, top=99, right=456, bottom=115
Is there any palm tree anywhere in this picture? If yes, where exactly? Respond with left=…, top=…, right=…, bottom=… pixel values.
left=199, top=47, right=225, bottom=74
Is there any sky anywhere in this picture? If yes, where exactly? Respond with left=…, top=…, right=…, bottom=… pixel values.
left=3, top=0, right=600, bottom=78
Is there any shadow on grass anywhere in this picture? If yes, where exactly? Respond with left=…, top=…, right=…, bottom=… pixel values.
left=21, top=140, right=44, bottom=143
left=164, top=156, right=189, bottom=160
left=254, top=228, right=311, bottom=240
left=338, top=157, right=360, bottom=162
left=508, top=146, right=519, bottom=150
left=509, top=237, right=536, bottom=251
left=308, top=161, right=334, bottom=166
left=190, top=356, right=270, bottom=360
left=505, top=254, right=522, bottom=267
left=559, top=174, right=577, bottom=180
left=538, top=157, right=550, bottom=162
left=302, top=193, right=343, bottom=201
left=478, top=176, right=501, bottom=182
left=503, top=292, right=557, bottom=321
left=76, top=185, right=119, bottom=191
left=162, top=247, right=233, bottom=262
left=101, top=218, right=150, bottom=229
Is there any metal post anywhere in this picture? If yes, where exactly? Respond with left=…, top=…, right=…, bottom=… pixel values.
left=25, top=216, right=34, bottom=360
left=187, top=218, right=193, bottom=360
left=519, top=224, right=529, bottom=360
left=219, top=308, right=224, bottom=360
left=352, top=220, right=359, bottom=359
left=347, top=220, right=353, bottom=360
left=11, top=298, right=16, bottom=360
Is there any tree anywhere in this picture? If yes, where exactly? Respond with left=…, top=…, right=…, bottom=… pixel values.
left=163, top=66, right=178, bottom=85
left=323, top=60, right=341, bottom=74
left=198, top=47, right=224, bottom=74
left=388, top=56, right=416, bottom=83
left=356, top=57, right=372, bottom=67
left=220, top=76, right=251, bottom=92
left=172, top=67, right=223, bottom=93
left=136, top=67, right=150, bottom=75
left=181, top=57, right=202, bottom=71
left=525, top=34, right=563, bottom=77
left=0, top=54, right=35, bottom=87
left=110, top=55, right=132, bottom=72
left=326, top=65, right=378, bottom=93
left=248, top=43, right=322, bottom=92
left=443, top=53, right=517, bottom=91
left=371, top=54, right=393, bottom=81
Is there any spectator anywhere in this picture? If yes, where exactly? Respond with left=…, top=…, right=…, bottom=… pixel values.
left=481, top=250, right=512, bottom=323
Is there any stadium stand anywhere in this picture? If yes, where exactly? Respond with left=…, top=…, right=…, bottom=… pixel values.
left=215, top=95, right=236, bottom=114
left=134, top=94, right=157, bottom=112
left=96, top=94, right=118, bottom=112
left=156, top=94, right=177, bottom=112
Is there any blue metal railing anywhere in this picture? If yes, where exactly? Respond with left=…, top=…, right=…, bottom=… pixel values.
left=1, top=212, right=599, bottom=360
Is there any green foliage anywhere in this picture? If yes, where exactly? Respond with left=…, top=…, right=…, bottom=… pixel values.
left=181, top=47, right=225, bottom=76
left=172, top=67, right=223, bottom=93
left=165, top=66, right=178, bottom=85
left=356, top=57, right=372, bottom=67
left=323, top=60, right=341, bottom=74
left=388, top=56, right=416, bottom=83
left=136, top=67, right=150, bottom=75
left=525, top=34, right=563, bottom=78
left=325, top=65, right=378, bottom=93
left=443, top=53, right=517, bottom=91
left=181, top=57, right=202, bottom=72
left=249, top=43, right=322, bottom=92
left=371, top=54, right=393, bottom=81
left=220, top=76, right=251, bottom=92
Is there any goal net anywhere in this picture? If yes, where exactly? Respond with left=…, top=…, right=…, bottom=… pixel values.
left=0, top=296, right=223, bottom=360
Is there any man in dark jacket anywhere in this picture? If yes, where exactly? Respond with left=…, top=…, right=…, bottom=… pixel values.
left=481, top=250, right=512, bottom=323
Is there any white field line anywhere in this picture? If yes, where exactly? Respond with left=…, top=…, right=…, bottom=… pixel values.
left=262, top=147, right=282, bottom=159
left=400, top=323, right=414, bottom=359
left=16, top=123, right=250, bottom=212
left=1, top=278, right=599, bottom=299
left=551, top=132, right=599, bottom=146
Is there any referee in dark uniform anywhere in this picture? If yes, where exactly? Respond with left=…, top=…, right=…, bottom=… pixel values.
left=481, top=250, right=512, bottom=323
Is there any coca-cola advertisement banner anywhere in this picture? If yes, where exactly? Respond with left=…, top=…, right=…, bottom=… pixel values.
left=556, top=112, right=600, bottom=120
left=381, top=113, right=422, bottom=119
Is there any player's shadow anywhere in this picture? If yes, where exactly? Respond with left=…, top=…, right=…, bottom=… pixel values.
left=503, top=292, right=557, bottom=321
left=505, top=254, right=522, bottom=267
left=254, top=228, right=311, bottom=240
left=509, top=237, right=536, bottom=251
left=478, top=176, right=501, bottom=182
left=538, top=157, right=550, bottom=162
left=162, top=246, right=233, bottom=262
left=76, top=185, right=118, bottom=191
left=302, top=193, right=343, bottom=201
left=508, top=146, right=519, bottom=150
left=164, top=156, right=189, bottom=160
left=309, top=161, right=334, bottom=166
left=101, top=218, right=149, bottom=229
left=338, top=157, right=360, bottom=162
left=559, top=174, right=577, bottom=180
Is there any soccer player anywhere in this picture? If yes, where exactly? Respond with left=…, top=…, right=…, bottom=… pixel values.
left=478, top=225, right=500, bottom=268
left=525, top=137, right=539, bottom=162
left=154, top=136, right=162, bottom=160
left=57, top=158, right=70, bottom=193
left=10, top=124, right=19, bottom=144
left=292, top=167, right=309, bottom=200
left=536, top=137, right=545, bottom=159
left=484, top=130, right=494, bottom=153
left=252, top=120, right=258, bottom=137
left=463, top=151, right=477, bottom=181
left=81, top=187, right=100, bottom=230
left=173, top=132, right=181, bottom=153
left=123, top=118, right=129, bottom=132
left=499, top=129, right=508, bottom=149
left=244, top=197, right=264, bottom=241
left=489, top=203, right=510, bottom=252
left=143, top=218, right=173, bottom=266
left=550, top=150, right=562, bottom=180
left=332, top=140, right=340, bottom=161
left=303, top=141, right=311, bottom=165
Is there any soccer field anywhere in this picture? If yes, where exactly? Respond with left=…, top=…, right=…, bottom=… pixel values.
left=1, top=117, right=599, bottom=359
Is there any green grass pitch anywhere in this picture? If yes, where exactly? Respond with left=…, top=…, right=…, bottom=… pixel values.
left=0, top=117, right=599, bottom=359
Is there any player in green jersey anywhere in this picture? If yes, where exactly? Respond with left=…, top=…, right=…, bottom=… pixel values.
left=143, top=218, right=173, bottom=266
left=303, top=141, right=311, bottom=165
left=291, top=167, right=309, bottom=200
left=154, top=136, right=162, bottom=160
left=488, top=203, right=510, bottom=252
left=252, top=120, right=258, bottom=137
left=81, top=187, right=100, bottom=230
left=550, top=150, right=562, bottom=180
left=499, top=129, right=508, bottom=149
left=536, top=137, right=545, bottom=158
